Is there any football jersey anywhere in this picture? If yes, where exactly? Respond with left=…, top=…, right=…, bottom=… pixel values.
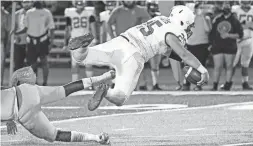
left=64, top=7, right=94, bottom=38
left=121, top=16, right=187, bottom=62
left=232, top=5, right=253, bottom=39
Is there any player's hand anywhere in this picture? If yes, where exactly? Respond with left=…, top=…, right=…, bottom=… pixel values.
left=197, top=71, right=209, bottom=86
left=6, top=120, right=17, bottom=135
left=220, top=33, right=229, bottom=39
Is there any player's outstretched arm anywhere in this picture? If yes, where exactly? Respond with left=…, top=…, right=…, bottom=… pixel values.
left=165, top=34, right=209, bottom=85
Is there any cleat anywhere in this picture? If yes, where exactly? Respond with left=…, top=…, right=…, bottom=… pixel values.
left=98, top=132, right=110, bottom=145
left=88, top=83, right=108, bottom=111
left=193, top=86, right=202, bottom=91
left=67, top=33, right=94, bottom=50
left=153, top=84, right=162, bottom=90
left=220, top=82, right=233, bottom=91
left=139, top=85, right=147, bottom=91
left=182, top=84, right=190, bottom=91
left=242, top=82, right=253, bottom=90
left=175, top=84, right=182, bottom=91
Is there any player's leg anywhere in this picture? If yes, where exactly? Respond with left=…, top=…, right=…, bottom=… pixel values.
left=20, top=110, right=109, bottom=144
left=170, top=58, right=183, bottom=90
left=88, top=52, right=145, bottom=110
left=71, top=55, right=80, bottom=82
left=26, top=40, right=39, bottom=83
left=38, top=39, right=50, bottom=86
left=105, top=52, right=144, bottom=106
left=150, top=54, right=163, bottom=90
left=212, top=53, right=224, bottom=91
left=1, top=41, right=5, bottom=85
left=222, top=54, right=235, bottom=91
left=240, top=40, right=253, bottom=90
left=36, top=71, right=115, bottom=105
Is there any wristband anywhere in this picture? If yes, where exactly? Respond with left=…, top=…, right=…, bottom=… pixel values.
left=197, top=65, right=207, bottom=74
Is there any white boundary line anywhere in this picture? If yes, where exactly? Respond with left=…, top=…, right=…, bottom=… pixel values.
left=1, top=102, right=253, bottom=129
left=70, top=91, right=253, bottom=96
left=222, top=142, right=253, bottom=146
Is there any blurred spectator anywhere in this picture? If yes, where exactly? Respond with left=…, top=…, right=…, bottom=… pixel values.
left=15, top=1, right=55, bottom=86
left=12, top=0, right=33, bottom=71
left=209, top=1, right=243, bottom=91
left=231, top=1, right=253, bottom=90
left=64, top=0, right=97, bottom=84
left=100, top=0, right=118, bottom=43
left=1, top=3, right=12, bottom=85
left=107, top=0, right=150, bottom=38
left=182, top=2, right=212, bottom=91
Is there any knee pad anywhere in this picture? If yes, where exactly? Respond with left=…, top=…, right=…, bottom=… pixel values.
left=111, top=90, right=128, bottom=106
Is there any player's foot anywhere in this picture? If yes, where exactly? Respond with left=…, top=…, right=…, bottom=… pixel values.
left=67, top=33, right=94, bottom=50
left=139, top=85, right=147, bottom=91
left=193, top=86, right=202, bottom=91
left=98, top=132, right=110, bottom=145
left=88, top=83, right=108, bottom=111
left=242, top=82, right=253, bottom=90
left=42, top=82, right=47, bottom=86
left=220, top=82, right=233, bottom=91
left=175, top=84, right=182, bottom=91
left=182, top=84, right=190, bottom=91
left=153, top=84, right=162, bottom=90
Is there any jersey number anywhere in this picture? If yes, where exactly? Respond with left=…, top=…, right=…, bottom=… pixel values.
left=239, top=14, right=253, bottom=22
left=73, top=17, right=87, bottom=28
left=139, top=20, right=163, bottom=36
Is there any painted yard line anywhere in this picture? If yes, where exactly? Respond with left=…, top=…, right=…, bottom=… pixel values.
left=42, top=106, right=81, bottom=109
left=184, top=128, right=206, bottom=131
left=112, top=133, right=252, bottom=138
left=222, top=142, right=253, bottom=146
left=70, top=91, right=253, bottom=96
left=113, top=128, right=135, bottom=131
left=228, top=105, right=253, bottom=110
left=1, top=102, right=253, bottom=129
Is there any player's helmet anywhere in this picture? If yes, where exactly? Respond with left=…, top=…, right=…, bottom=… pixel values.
left=103, top=0, right=117, bottom=11
left=146, top=0, right=160, bottom=17
left=169, top=5, right=195, bottom=38
left=240, top=0, right=252, bottom=9
left=73, top=0, right=85, bottom=10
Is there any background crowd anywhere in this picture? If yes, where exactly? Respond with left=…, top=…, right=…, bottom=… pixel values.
left=1, top=0, right=253, bottom=91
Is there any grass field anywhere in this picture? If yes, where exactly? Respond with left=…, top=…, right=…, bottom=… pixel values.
left=1, top=68, right=253, bottom=145
left=1, top=91, right=253, bottom=146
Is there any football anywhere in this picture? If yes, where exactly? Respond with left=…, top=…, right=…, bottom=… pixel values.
left=183, top=66, right=201, bottom=85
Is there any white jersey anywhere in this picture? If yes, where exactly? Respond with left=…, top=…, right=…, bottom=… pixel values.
left=121, top=16, right=187, bottom=62
left=232, top=5, right=253, bottom=39
left=64, top=7, right=94, bottom=38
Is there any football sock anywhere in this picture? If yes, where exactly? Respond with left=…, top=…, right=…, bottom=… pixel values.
left=72, top=74, right=79, bottom=82
left=85, top=70, right=93, bottom=78
left=242, top=67, right=249, bottom=82
left=55, top=130, right=99, bottom=142
left=151, top=70, right=159, bottom=86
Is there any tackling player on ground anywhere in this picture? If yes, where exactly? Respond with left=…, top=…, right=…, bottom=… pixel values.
left=232, top=0, right=253, bottom=90
left=69, top=5, right=209, bottom=111
left=64, top=0, right=97, bottom=83
left=1, top=66, right=114, bottom=144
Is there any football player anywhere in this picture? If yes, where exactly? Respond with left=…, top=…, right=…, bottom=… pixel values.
left=64, top=0, right=97, bottom=83
left=1, top=66, right=113, bottom=144
left=232, top=0, right=253, bottom=90
left=69, top=5, right=209, bottom=111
